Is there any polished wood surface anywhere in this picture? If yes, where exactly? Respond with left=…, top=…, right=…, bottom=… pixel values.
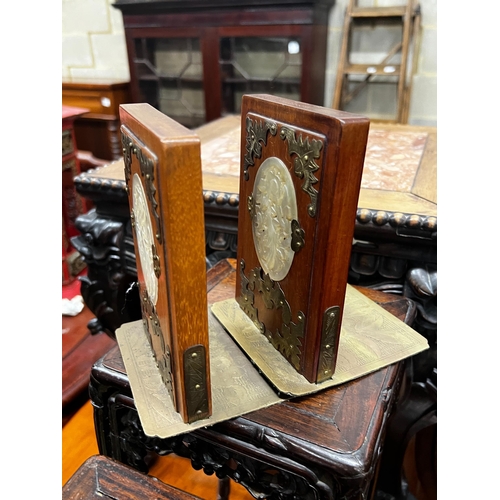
left=62, top=80, right=130, bottom=116
left=62, top=306, right=116, bottom=423
left=236, top=95, right=370, bottom=382
left=120, top=103, right=211, bottom=423
left=62, top=79, right=131, bottom=160
left=63, top=455, right=203, bottom=499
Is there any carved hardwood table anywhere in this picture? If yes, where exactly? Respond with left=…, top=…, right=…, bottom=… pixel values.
left=90, top=259, right=416, bottom=500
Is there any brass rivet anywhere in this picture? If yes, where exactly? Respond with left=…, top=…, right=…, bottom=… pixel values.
left=195, top=384, right=200, bottom=389
left=326, top=344, right=331, bottom=349
left=191, top=352, right=198, bottom=358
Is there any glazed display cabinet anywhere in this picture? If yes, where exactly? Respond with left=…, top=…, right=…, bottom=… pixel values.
left=113, top=0, right=335, bottom=128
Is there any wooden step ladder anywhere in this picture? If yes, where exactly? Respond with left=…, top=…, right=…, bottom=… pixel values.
left=331, top=0, right=421, bottom=124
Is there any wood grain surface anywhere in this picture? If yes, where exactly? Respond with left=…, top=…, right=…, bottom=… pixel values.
left=236, top=95, right=370, bottom=383
left=63, top=455, right=203, bottom=499
left=120, top=103, right=211, bottom=423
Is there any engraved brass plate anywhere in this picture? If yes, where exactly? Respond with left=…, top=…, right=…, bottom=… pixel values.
left=116, top=287, right=428, bottom=437
left=213, top=285, right=429, bottom=394
left=116, top=311, right=282, bottom=438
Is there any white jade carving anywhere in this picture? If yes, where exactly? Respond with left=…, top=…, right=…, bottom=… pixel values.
left=132, top=173, right=158, bottom=305
left=252, top=157, right=298, bottom=281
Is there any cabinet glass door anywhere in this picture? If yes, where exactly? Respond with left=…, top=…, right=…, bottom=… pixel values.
left=133, top=37, right=206, bottom=128
left=220, top=36, right=302, bottom=115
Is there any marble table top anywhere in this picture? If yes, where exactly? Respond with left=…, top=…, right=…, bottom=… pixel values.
left=80, top=114, right=437, bottom=220
left=197, top=115, right=437, bottom=218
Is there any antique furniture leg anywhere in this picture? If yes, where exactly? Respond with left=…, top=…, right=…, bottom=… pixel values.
left=375, top=366, right=437, bottom=499
left=72, top=208, right=141, bottom=338
left=217, top=477, right=230, bottom=500
left=89, top=357, right=157, bottom=472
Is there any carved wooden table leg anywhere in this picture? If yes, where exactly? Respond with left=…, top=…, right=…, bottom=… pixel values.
left=375, top=370, right=437, bottom=499
left=217, top=477, right=230, bottom=500
left=71, top=208, right=142, bottom=338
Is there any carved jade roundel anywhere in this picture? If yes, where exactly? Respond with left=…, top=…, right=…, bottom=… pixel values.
left=132, top=172, right=158, bottom=306
left=252, top=156, right=298, bottom=281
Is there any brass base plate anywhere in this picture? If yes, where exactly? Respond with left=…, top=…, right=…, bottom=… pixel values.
left=211, top=285, right=429, bottom=396
left=117, top=285, right=428, bottom=438
left=116, top=310, right=283, bottom=438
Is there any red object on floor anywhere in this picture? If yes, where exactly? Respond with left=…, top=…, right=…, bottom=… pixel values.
left=63, top=269, right=86, bottom=299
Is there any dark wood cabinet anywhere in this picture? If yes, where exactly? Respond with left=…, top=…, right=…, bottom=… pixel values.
left=113, top=0, right=335, bottom=128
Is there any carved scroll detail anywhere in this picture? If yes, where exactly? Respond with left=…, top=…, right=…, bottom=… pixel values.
left=243, top=116, right=277, bottom=180
left=280, top=126, right=323, bottom=217
left=237, top=260, right=304, bottom=370
left=140, top=287, right=174, bottom=402
left=121, top=130, right=162, bottom=244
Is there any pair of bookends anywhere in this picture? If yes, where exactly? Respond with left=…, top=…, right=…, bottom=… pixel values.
left=120, top=103, right=211, bottom=424
left=121, top=95, right=369, bottom=426
left=235, top=95, right=369, bottom=384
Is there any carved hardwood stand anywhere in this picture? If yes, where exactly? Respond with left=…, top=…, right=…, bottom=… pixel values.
left=90, top=259, right=416, bottom=500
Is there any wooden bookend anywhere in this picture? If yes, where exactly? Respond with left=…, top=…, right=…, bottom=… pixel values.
left=236, top=94, right=370, bottom=384
left=120, top=103, right=211, bottom=423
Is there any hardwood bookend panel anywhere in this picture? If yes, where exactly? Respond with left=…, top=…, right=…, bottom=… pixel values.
left=120, top=103, right=211, bottom=423
left=236, top=94, right=369, bottom=383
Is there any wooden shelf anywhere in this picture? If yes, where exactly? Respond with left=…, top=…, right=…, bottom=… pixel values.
left=351, top=6, right=407, bottom=18
left=344, top=63, right=401, bottom=76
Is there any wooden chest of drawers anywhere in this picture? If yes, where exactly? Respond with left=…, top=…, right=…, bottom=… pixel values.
left=62, top=80, right=131, bottom=161
left=62, top=105, right=89, bottom=284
